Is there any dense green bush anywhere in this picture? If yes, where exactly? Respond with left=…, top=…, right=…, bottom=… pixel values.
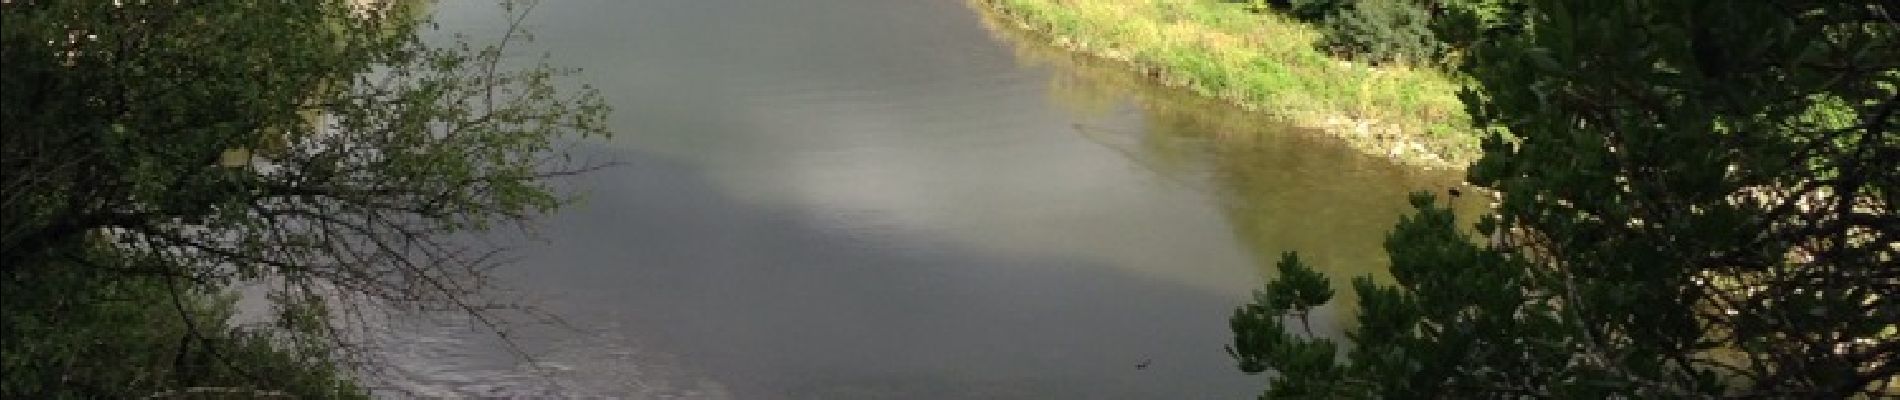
left=1288, top=0, right=1349, bottom=21
left=1243, top=0, right=1348, bottom=20
left=3, top=0, right=606, bottom=396
left=1316, top=0, right=1443, bottom=65
left=1429, top=0, right=1526, bottom=62
left=1247, top=0, right=1450, bottom=66
left=1230, top=0, right=1899, bottom=397
left=0, top=244, right=363, bottom=399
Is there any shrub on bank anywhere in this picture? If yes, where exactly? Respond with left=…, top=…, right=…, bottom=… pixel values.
left=1253, top=0, right=1350, bottom=21
left=1252, top=0, right=1524, bottom=68
left=1317, top=0, right=1443, bottom=66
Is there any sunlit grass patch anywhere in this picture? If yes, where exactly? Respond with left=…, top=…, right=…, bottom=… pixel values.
left=976, top=0, right=1479, bottom=168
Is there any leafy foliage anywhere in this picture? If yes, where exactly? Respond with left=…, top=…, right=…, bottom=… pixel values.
left=1428, top=0, right=1525, bottom=62
left=1, top=244, right=364, bottom=399
left=1227, top=252, right=1348, bottom=397
left=1231, top=0, right=1898, bottom=397
left=1239, top=0, right=1349, bottom=21
left=1316, top=0, right=1443, bottom=65
left=1246, top=0, right=1447, bottom=65
left=1, top=0, right=609, bottom=396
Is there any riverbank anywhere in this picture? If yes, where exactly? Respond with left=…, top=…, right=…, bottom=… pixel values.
left=971, top=0, right=1478, bottom=169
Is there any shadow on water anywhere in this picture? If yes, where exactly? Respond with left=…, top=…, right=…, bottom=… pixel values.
left=443, top=145, right=1265, bottom=399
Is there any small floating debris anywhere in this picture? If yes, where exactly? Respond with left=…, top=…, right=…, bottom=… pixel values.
left=525, top=361, right=576, bottom=373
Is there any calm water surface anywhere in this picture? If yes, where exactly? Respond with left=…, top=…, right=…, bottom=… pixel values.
left=375, top=1, right=1483, bottom=398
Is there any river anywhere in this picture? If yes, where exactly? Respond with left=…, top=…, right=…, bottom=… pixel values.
left=371, top=0, right=1484, bottom=398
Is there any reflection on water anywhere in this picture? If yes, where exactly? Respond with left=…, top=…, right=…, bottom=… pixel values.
left=367, top=0, right=1486, bottom=398
left=970, top=4, right=1491, bottom=326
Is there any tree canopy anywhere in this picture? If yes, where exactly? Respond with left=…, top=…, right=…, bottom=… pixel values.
left=1230, top=0, right=1896, bottom=397
left=1, top=0, right=609, bottom=397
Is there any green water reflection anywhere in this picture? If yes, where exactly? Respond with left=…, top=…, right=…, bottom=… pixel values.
left=974, top=6, right=1491, bottom=327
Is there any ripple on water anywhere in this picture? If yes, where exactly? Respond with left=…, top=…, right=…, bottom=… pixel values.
left=365, top=317, right=732, bottom=399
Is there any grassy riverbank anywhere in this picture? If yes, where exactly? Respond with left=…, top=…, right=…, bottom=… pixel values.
left=973, top=0, right=1478, bottom=169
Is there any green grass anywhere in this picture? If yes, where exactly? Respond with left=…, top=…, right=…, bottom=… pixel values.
left=974, top=0, right=1480, bottom=168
